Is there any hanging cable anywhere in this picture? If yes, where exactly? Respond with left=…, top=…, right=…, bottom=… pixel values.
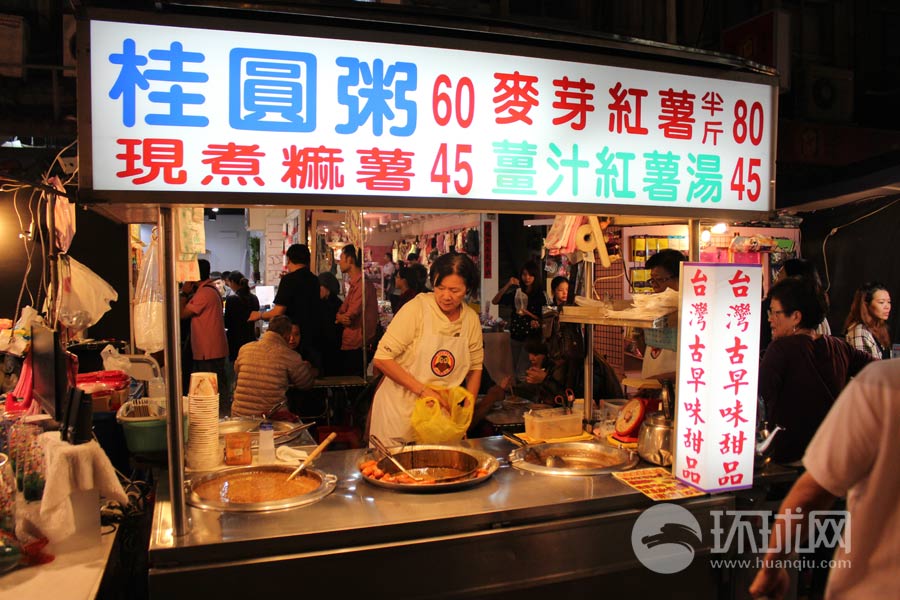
left=821, top=196, right=900, bottom=294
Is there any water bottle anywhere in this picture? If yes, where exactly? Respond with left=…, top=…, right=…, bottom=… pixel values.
left=258, top=421, right=275, bottom=464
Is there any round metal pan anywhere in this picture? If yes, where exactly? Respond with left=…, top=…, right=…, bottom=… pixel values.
left=360, top=445, right=499, bottom=493
left=186, top=464, right=336, bottom=512
left=509, top=441, right=638, bottom=476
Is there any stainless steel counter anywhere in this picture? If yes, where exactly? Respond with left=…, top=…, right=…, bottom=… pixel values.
left=148, top=437, right=797, bottom=598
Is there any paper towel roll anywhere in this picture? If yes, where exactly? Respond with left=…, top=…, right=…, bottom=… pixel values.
left=574, top=224, right=597, bottom=252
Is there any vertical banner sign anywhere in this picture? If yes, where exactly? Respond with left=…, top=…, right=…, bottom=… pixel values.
left=675, top=263, right=761, bottom=492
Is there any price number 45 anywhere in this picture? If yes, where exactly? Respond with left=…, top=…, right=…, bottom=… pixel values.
left=431, top=144, right=472, bottom=195
left=730, top=157, right=762, bottom=202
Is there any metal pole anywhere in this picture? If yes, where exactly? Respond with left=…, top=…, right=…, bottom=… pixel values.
left=689, top=219, right=701, bottom=261
left=582, top=260, right=593, bottom=424
left=161, top=207, right=189, bottom=536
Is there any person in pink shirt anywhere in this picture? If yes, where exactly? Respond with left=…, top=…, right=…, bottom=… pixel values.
left=180, top=259, right=230, bottom=415
left=336, top=244, right=378, bottom=377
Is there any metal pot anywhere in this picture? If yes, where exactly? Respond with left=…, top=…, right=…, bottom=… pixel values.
left=637, top=412, right=674, bottom=466
left=360, top=445, right=499, bottom=493
left=508, top=441, right=638, bottom=476
left=186, top=464, right=337, bottom=512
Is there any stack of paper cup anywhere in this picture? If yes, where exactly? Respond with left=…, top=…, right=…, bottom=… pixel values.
left=186, top=372, right=220, bottom=470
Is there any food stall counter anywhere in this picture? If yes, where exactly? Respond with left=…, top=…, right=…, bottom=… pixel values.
left=148, top=437, right=796, bottom=598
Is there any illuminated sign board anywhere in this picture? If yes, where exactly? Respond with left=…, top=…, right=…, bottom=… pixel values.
left=674, top=263, right=761, bottom=492
left=86, top=18, right=775, bottom=211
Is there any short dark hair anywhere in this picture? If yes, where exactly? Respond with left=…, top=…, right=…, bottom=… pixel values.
left=318, top=271, right=341, bottom=298
left=551, top=275, right=569, bottom=294
left=646, top=249, right=686, bottom=279
left=268, top=314, right=293, bottom=336
left=342, top=244, right=361, bottom=267
left=286, top=244, right=311, bottom=266
left=198, top=259, right=211, bottom=281
left=768, top=277, right=827, bottom=329
left=430, top=252, right=478, bottom=292
left=398, top=264, right=427, bottom=292
left=524, top=337, right=548, bottom=356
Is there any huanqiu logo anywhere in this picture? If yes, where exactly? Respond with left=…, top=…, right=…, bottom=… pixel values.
left=631, top=503, right=703, bottom=574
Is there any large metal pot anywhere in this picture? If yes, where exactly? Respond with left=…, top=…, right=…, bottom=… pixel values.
left=186, top=464, right=336, bottom=512
left=637, top=412, right=674, bottom=466
left=508, top=441, right=638, bottom=476
left=360, top=445, right=499, bottom=492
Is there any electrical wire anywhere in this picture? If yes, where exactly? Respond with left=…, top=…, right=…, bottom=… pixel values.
left=821, top=196, right=900, bottom=294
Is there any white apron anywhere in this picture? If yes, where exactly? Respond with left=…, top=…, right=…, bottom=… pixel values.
left=370, top=303, right=473, bottom=446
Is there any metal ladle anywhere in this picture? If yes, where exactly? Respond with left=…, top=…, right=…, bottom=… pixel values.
left=368, top=435, right=423, bottom=482
left=502, top=431, right=566, bottom=467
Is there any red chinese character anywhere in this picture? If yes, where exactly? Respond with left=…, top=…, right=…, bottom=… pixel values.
left=684, top=398, right=705, bottom=426
left=723, top=369, right=749, bottom=395
left=281, top=145, right=345, bottom=190
left=683, top=428, right=704, bottom=453
left=718, top=473, right=744, bottom=486
left=690, top=269, right=708, bottom=296
left=552, top=76, right=595, bottom=130
left=725, top=337, right=748, bottom=365
left=116, top=138, right=187, bottom=185
left=691, top=301, right=708, bottom=331
left=717, top=460, right=744, bottom=486
left=493, top=71, right=540, bottom=125
left=729, top=269, right=751, bottom=297
left=607, top=82, right=648, bottom=135
left=356, top=148, right=415, bottom=191
left=719, top=398, right=749, bottom=427
left=200, top=143, right=265, bottom=186
left=701, top=91, right=724, bottom=115
left=689, top=334, right=706, bottom=362
left=687, top=367, right=706, bottom=393
left=719, top=431, right=747, bottom=455
left=658, top=88, right=696, bottom=140
left=702, top=121, right=724, bottom=145
left=682, top=456, right=701, bottom=484
left=727, top=303, right=752, bottom=332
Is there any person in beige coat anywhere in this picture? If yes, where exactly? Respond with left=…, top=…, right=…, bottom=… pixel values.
left=231, top=315, right=317, bottom=418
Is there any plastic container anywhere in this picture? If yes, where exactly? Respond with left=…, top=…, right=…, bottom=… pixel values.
left=224, top=432, right=252, bottom=466
left=524, top=407, right=583, bottom=441
left=257, top=421, right=275, bottom=463
left=116, top=398, right=188, bottom=455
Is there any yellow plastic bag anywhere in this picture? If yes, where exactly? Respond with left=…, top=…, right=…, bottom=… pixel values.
left=410, top=386, right=474, bottom=445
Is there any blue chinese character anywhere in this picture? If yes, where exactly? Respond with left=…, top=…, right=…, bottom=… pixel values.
left=107, top=39, right=209, bottom=128
left=229, top=49, right=317, bottom=133
left=108, top=39, right=149, bottom=127
left=144, top=42, right=209, bottom=127
left=336, top=57, right=417, bottom=137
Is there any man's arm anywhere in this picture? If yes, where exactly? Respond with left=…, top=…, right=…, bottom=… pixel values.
left=748, top=472, right=838, bottom=599
left=249, top=304, right=286, bottom=322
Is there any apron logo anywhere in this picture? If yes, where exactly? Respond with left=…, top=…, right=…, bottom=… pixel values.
left=430, top=350, right=455, bottom=377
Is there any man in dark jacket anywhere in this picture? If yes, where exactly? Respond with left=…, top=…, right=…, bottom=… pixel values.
left=250, top=244, right=324, bottom=371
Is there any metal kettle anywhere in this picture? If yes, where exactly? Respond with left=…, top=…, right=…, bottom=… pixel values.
left=637, top=412, right=674, bottom=466
left=754, top=424, right=784, bottom=470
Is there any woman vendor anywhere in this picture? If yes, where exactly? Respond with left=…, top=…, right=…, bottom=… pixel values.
left=370, top=252, right=484, bottom=446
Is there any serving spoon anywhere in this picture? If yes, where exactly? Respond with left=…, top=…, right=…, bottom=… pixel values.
left=286, top=432, right=337, bottom=481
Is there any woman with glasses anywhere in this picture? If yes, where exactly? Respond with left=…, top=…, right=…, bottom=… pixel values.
left=760, top=258, right=831, bottom=355
left=760, top=277, right=873, bottom=464
left=370, top=252, right=484, bottom=446
left=844, top=282, right=892, bottom=359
